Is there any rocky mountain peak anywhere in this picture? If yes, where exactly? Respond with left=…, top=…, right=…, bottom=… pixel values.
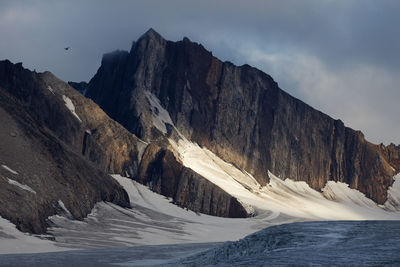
left=133, top=28, right=166, bottom=52
left=141, top=28, right=164, bottom=41
left=84, top=29, right=399, bottom=205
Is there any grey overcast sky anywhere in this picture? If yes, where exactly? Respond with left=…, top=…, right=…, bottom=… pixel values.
left=0, top=0, right=399, bottom=144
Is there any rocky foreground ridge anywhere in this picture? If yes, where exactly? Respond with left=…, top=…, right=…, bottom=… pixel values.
left=0, top=59, right=246, bottom=233
left=83, top=29, right=399, bottom=204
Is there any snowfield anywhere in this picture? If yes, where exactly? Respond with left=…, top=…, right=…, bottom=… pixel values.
left=46, top=176, right=295, bottom=250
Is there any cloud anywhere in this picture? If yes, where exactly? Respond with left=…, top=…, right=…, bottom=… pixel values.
left=0, top=0, right=398, bottom=144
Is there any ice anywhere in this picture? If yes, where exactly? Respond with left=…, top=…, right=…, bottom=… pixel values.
left=62, top=95, right=82, bottom=122
left=1, top=165, right=18, bottom=175
left=7, top=179, right=36, bottom=194
left=173, top=221, right=400, bottom=266
left=1, top=221, right=399, bottom=266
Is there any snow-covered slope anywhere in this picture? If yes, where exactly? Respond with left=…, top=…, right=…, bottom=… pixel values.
left=143, top=89, right=400, bottom=221
left=44, top=175, right=295, bottom=250
left=170, top=136, right=400, bottom=220
left=2, top=171, right=400, bottom=254
left=385, top=173, right=400, bottom=211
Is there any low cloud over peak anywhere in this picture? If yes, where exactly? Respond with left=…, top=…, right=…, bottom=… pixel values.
left=0, top=0, right=398, bottom=144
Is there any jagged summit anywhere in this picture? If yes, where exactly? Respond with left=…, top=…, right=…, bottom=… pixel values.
left=136, top=28, right=166, bottom=45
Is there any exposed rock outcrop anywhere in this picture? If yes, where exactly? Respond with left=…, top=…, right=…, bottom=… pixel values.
left=85, top=29, right=398, bottom=204
left=379, top=143, right=400, bottom=172
left=137, top=144, right=248, bottom=217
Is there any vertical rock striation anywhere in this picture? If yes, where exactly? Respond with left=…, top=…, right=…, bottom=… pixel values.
left=85, top=29, right=398, bottom=204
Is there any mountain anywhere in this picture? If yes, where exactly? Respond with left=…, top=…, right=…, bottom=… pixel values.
left=83, top=28, right=399, bottom=205
left=1, top=28, right=399, bottom=235
left=0, top=59, right=246, bottom=234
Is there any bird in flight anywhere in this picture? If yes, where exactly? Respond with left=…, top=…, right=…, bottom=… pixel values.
left=64, top=47, right=70, bottom=51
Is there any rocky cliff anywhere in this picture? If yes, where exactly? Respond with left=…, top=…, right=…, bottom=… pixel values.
left=137, top=144, right=247, bottom=217
left=85, top=29, right=398, bottom=204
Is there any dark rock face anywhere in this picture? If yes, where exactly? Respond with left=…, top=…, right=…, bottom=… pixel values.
left=379, top=143, right=400, bottom=171
left=68, top=81, right=88, bottom=95
left=85, top=29, right=398, bottom=204
left=137, top=144, right=248, bottom=218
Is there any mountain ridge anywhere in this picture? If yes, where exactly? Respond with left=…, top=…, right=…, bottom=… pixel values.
left=83, top=28, right=399, bottom=204
left=0, top=58, right=247, bottom=233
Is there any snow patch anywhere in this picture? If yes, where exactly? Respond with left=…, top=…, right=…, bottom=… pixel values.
left=1, top=164, right=18, bottom=175
left=385, top=173, right=400, bottom=211
left=144, top=90, right=173, bottom=134
left=47, top=85, right=55, bottom=94
left=62, top=95, right=82, bottom=123
left=322, top=181, right=377, bottom=207
left=7, top=178, right=36, bottom=194
left=58, top=200, right=73, bottom=218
